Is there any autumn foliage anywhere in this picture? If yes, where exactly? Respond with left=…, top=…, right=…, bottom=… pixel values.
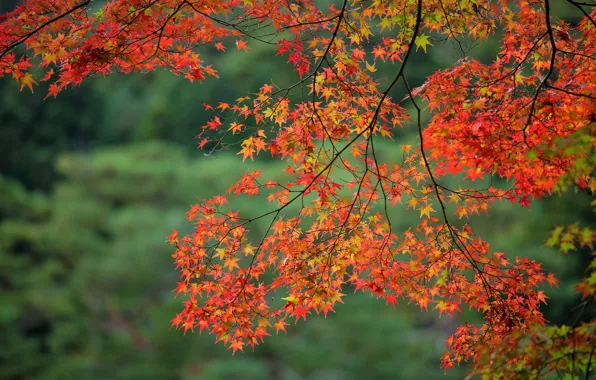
left=2, top=0, right=595, bottom=377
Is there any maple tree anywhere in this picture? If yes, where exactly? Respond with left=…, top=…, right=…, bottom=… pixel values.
left=1, top=0, right=595, bottom=377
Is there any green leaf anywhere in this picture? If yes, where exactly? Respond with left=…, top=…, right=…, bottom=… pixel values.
left=560, top=242, right=576, bottom=254
left=415, top=34, right=432, bottom=53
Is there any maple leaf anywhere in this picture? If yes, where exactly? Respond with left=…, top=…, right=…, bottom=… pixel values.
left=166, top=230, right=178, bottom=245
left=235, top=39, right=249, bottom=51
left=198, top=138, right=209, bottom=149
left=292, top=304, right=310, bottom=322
left=230, top=339, right=244, bottom=354
left=464, top=167, right=483, bottom=182
left=282, top=294, right=299, bottom=305
left=223, top=257, right=240, bottom=270
left=238, top=138, right=255, bottom=161
left=261, top=83, right=273, bottom=94
left=351, top=48, right=366, bottom=61
left=372, top=46, right=386, bottom=61
left=418, top=204, right=435, bottom=218
left=274, top=319, right=288, bottom=333
left=40, top=69, right=54, bottom=82
left=19, top=73, right=36, bottom=93
left=214, top=41, right=226, bottom=51
left=228, top=122, right=243, bottom=134
left=45, top=83, right=60, bottom=99
left=319, top=302, right=335, bottom=317
left=253, top=137, right=266, bottom=154
left=414, top=34, right=432, bottom=53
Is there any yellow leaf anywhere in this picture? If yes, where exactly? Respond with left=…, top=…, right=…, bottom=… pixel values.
left=282, top=294, right=299, bottom=304
left=19, top=73, right=37, bottom=93
left=414, top=34, right=432, bottom=53
left=365, top=61, right=377, bottom=72
left=243, top=244, right=254, bottom=256
left=228, top=122, right=243, bottom=134
left=418, top=204, right=435, bottom=218
left=215, top=248, right=227, bottom=260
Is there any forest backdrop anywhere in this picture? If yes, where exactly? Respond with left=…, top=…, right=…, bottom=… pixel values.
left=0, top=0, right=594, bottom=379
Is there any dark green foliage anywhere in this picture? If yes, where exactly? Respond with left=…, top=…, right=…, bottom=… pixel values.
left=1, top=143, right=471, bottom=379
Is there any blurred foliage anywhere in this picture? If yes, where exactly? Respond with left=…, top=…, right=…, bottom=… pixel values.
left=0, top=6, right=593, bottom=378
left=1, top=143, right=470, bottom=379
left=0, top=79, right=101, bottom=191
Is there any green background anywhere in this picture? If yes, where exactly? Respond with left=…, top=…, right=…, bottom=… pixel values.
left=0, top=1, right=593, bottom=379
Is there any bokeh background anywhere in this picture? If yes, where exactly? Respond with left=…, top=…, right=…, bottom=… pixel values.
left=0, top=1, right=593, bottom=379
